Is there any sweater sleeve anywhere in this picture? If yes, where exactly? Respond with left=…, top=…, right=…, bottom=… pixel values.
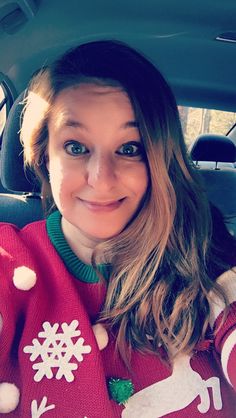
left=209, top=267, right=236, bottom=389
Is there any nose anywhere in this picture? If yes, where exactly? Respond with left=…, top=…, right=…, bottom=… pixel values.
left=86, top=153, right=117, bottom=191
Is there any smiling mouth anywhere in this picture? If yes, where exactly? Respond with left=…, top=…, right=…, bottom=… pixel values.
left=78, top=198, right=125, bottom=212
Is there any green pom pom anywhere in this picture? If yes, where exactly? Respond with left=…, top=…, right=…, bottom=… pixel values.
left=108, top=378, right=134, bottom=405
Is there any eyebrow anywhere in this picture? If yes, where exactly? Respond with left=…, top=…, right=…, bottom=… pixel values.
left=62, top=119, right=139, bottom=130
left=62, top=119, right=85, bottom=129
left=122, top=120, right=139, bottom=129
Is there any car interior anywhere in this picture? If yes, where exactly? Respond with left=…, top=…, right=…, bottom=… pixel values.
left=0, top=0, right=236, bottom=234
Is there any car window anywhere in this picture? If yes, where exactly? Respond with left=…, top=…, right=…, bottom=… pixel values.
left=179, top=106, right=236, bottom=146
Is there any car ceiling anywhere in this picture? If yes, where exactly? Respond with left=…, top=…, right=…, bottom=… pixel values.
left=0, top=0, right=236, bottom=111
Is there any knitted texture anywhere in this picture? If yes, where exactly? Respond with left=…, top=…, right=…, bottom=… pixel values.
left=47, top=210, right=111, bottom=282
left=0, top=219, right=236, bottom=417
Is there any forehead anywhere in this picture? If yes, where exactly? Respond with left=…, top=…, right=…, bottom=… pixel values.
left=53, top=84, right=132, bottom=110
left=48, top=83, right=136, bottom=129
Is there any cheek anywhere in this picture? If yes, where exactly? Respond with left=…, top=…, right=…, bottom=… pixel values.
left=125, top=164, right=149, bottom=199
left=48, top=158, right=65, bottom=196
left=49, top=158, right=86, bottom=202
left=48, top=158, right=78, bottom=204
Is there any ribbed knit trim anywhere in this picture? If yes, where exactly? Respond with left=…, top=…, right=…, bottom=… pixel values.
left=46, top=210, right=111, bottom=283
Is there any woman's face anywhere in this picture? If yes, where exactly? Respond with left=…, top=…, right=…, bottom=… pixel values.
left=47, top=83, right=148, bottom=241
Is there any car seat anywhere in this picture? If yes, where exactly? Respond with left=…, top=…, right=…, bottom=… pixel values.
left=0, top=160, right=8, bottom=192
left=190, top=134, right=236, bottom=236
left=0, top=92, right=43, bottom=227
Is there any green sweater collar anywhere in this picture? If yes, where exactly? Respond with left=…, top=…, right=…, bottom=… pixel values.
left=46, top=210, right=111, bottom=283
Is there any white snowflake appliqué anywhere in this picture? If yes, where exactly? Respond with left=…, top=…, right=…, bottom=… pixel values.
left=31, top=396, right=55, bottom=418
left=23, top=320, right=92, bottom=382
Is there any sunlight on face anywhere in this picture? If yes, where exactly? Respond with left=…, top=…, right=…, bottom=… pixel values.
left=47, top=84, right=148, bottom=243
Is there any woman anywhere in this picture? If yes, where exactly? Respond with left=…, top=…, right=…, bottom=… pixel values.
left=0, top=40, right=235, bottom=417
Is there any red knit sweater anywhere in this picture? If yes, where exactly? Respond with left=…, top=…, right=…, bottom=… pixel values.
left=0, top=219, right=236, bottom=417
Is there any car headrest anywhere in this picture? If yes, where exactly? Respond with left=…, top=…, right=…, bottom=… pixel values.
left=190, top=134, right=236, bottom=163
left=1, top=91, right=41, bottom=193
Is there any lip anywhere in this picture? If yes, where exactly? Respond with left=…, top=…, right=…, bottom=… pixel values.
left=78, top=198, right=125, bottom=212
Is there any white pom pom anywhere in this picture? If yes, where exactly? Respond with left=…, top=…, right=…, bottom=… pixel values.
left=92, top=324, right=109, bottom=350
left=0, top=382, right=20, bottom=413
left=13, top=266, right=37, bottom=291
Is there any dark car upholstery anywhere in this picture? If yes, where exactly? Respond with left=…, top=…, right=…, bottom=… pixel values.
left=0, top=92, right=43, bottom=227
left=190, top=134, right=236, bottom=236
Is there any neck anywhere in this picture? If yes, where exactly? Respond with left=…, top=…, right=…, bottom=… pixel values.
left=61, top=216, right=104, bottom=264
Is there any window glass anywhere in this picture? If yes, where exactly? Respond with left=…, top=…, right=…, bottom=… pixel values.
left=178, top=106, right=236, bottom=146
left=0, top=85, right=7, bottom=138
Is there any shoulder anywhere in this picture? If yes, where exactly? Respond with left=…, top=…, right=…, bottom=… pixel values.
left=0, top=219, right=46, bottom=243
left=210, top=267, right=236, bottom=294
left=0, top=219, right=46, bottom=234
left=216, top=267, right=236, bottom=284
left=0, top=221, right=20, bottom=235
left=215, top=267, right=236, bottom=301
left=0, top=222, right=25, bottom=261
left=208, top=267, right=236, bottom=390
left=0, top=220, right=47, bottom=258
left=0, top=219, right=48, bottom=279
left=209, top=267, right=236, bottom=328
left=0, top=219, right=52, bottom=309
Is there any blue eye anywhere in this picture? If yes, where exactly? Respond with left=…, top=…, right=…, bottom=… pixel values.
left=64, top=141, right=88, bottom=156
left=117, top=142, right=143, bottom=157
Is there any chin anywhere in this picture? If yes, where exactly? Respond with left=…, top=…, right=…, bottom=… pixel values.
left=85, top=228, right=123, bottom=241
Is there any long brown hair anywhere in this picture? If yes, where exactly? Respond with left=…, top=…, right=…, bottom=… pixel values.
left=21, top=40, right=231, bottom=363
